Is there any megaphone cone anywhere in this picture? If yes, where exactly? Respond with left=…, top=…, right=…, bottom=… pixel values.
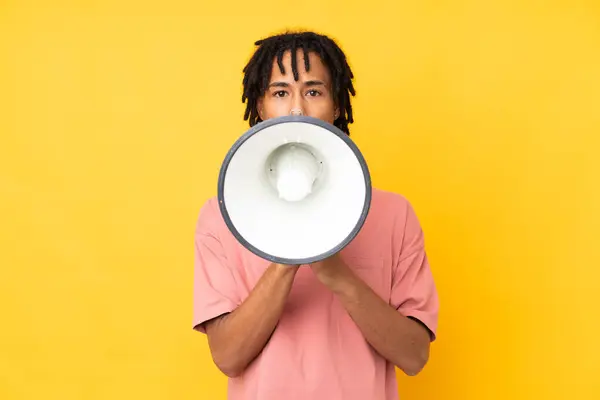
left=217, top=115, right=371, bottom=265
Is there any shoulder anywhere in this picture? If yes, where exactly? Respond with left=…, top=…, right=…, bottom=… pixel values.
left=195, top=196, right=226, bottom=235
left=370, top=187, right=414, bottom=220
left=369, top=187, right=425, bottom=239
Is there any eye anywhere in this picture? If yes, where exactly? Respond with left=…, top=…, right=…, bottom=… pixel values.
left=273, top=90, right=288, bottom=97
left=306, top=89, right=321, bottom=97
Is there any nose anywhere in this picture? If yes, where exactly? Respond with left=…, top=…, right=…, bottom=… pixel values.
left=290, top=94, right=305, bottom=116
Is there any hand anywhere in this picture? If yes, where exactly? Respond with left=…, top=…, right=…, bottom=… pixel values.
left=272, top=262, right=301, bottom=276
left=275, top=262, right=301, bottom=268
left=309, top=253, right=353, bottom=288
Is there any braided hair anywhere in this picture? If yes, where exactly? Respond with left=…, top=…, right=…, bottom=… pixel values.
left=242, top=31, right=356, bottom=135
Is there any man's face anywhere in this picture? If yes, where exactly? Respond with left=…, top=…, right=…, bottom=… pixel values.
left=257, top=49, right=339, bottom=124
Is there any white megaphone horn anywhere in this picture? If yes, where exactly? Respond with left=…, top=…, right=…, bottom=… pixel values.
left=217, top=115, right=372, bottom=265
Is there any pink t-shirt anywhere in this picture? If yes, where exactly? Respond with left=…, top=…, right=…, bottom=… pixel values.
left=193, top=187, right=439, bottom=400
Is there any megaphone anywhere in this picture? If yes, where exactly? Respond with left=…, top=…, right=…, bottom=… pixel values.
left=217, top=115, right=371, bottom=265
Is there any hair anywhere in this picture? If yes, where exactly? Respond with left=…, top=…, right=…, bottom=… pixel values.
left=241, top=30, right=356, bottom=135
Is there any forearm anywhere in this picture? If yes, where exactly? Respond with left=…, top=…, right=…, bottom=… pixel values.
left=326, top=268, right=430, bottom=376
left=205, top=263, right=298, bottom=377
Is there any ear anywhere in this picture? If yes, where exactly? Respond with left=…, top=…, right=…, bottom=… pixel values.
left=334, top=107, right=340, bottom=120
left=257, top=97, right=265, bottom=120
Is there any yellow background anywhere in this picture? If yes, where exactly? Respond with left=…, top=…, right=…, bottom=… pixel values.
left=2, top=1, right=599, bottom=399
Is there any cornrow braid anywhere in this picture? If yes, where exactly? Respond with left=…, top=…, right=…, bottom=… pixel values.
left=242, top=31, right=356, bottom=135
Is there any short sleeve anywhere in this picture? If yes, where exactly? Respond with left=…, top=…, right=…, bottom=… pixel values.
left=192, top=198, right=241, bottom=333
left=390, top=201, right=439, bottom=341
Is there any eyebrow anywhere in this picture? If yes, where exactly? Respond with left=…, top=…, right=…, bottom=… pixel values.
left=268, top=80, right=326, bottom=88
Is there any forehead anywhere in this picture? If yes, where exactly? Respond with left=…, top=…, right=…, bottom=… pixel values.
left=268, top=49, right=331, bottom=82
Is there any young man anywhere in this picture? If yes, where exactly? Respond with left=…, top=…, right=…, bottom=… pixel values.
left=193, top=31, right=439, bottom=400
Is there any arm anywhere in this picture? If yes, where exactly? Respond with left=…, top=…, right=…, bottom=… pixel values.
left=310, top=259, right=431, bottom=376
left=310, top=200, right=438, bottom=376
left=192, top=198, right=300, bottom=378
left=200, top=263, right=299, bottom=377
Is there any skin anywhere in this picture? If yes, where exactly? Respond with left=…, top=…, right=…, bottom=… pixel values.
left=203, top=49, right=431, bottom=378
left=257, top=49, right=339, bottom=123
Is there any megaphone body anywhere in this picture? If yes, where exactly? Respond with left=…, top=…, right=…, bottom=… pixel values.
left=217, top=115, right=371, bottom=265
